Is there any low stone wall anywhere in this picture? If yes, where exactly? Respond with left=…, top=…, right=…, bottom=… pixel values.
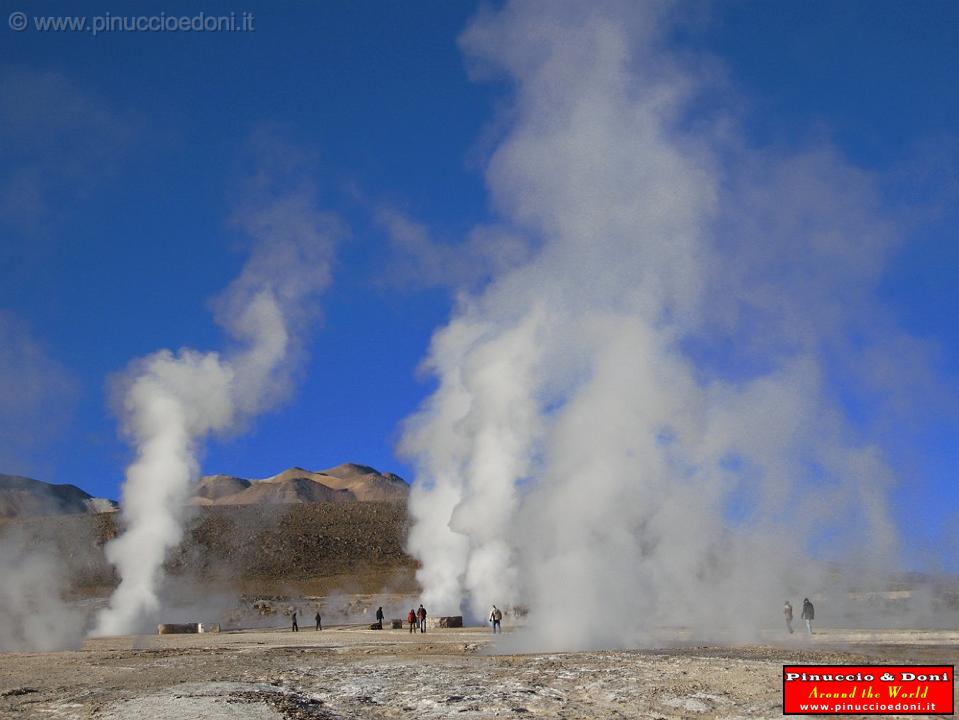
left=157, top=623, right=198, bottom=635
left=426, top=616, right=463, bottom=629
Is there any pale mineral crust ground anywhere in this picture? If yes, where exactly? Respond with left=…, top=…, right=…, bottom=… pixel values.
left=2, top=625, right=956, bottom=720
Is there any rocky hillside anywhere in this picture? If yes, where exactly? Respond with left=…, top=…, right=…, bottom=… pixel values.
left=2, top=502, right=416, bottom=596
left=175, top=502, right=413, bottom=582
left=193, top=463, right=409, bottom=505
left=0, top=474, right=115, bottom=519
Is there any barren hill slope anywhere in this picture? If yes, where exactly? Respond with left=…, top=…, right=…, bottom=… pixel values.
left=0, top=474, right=112, bottom=519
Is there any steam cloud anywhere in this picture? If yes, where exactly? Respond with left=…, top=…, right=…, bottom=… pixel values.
left=94, top=148, right=340, bottom=636
left=403, top=1, right=928, bottom=649
left=0, top=527, right=85, bottom=651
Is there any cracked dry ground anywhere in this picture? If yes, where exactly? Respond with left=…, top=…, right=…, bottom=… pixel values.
left=1, top=627, right=956, bottom=719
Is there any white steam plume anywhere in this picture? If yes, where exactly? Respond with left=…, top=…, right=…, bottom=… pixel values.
left=403, top=1, right=928, bottom=649
left=94, top=150, right=340, bottom=636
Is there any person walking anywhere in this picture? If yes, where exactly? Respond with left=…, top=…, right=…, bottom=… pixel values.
left=375, top=606, right=384, bottom=630
left=417, top=604, right=427, bottom=633
left=291, top=611, right=298, bottom=633
left=783, top=601, right=793, bottom=634
left=315, top=612, right=322, bottom=631
left=489, top=605, right=502, bottom=633
left=801, top=598, right=815, bottom=635
left=407, top=608, right=417, bottom=634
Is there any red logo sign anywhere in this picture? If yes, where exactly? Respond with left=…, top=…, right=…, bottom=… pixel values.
left=783, top=665, right=954, bottom=715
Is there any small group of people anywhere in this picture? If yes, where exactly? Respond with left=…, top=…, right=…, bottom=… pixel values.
left=295, top=602, right=506, bottom=634
left=783, top=598, right=815, bottom=636
left=289, top=611, right=323, bottom=632
left=407, top=604, right=428, bottom=632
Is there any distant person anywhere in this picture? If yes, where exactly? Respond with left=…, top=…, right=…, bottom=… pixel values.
left=291, top=611, right=298, bottom=633
left=375, top=606, right=384, bottom=630
left=417, top=604, right=427, bottom=633
left=407, top=608, right=417, bottom=634
left=489, top=605, right=502, bottom=633
left=783, top=601, right=793, bottom=634
left=801, top=598, right=815, bottom=635
left=315, top=612, right=322, bottom=631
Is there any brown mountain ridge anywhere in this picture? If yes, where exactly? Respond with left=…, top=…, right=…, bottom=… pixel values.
left=193, top=463, right=408, bottom=505
left=0, top=474, right=114, bottom=519
left=0, top=463, right=409, bottom=520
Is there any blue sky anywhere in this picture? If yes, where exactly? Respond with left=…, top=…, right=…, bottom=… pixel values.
left=1, top=1, right=956, bottom=559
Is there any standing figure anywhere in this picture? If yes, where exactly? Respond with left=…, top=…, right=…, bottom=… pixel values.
left=315, top=612, right=322, bottom=631
left=407, top=608, right=416, bottom=633
left=801, top=598, right=815, bottom=635
left=291, top=611, right=298, bottom=633
left=375, top=606, right=384, bottom=630
left=417, top=604, right=427, bottom=633
left=783, top=601, right=793, bottom=634
left=489, top=605, right=502, bottom=633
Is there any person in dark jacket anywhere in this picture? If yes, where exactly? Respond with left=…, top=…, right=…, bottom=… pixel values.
left=315, top=612, right=322, bottom=631
left=291, top=611, right=298, bottom=633
left=417, top=604, right=427, bottom=633
left=801, top=598, right=815, bottom=635
left=375, top=606, right=384, bottom=629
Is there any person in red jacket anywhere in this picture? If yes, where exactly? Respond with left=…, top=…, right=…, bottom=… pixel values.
left=407, top=608, right=416, bottom=633
left=417, top=604, right=427, bottom=633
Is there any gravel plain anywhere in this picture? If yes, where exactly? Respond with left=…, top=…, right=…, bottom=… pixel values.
left=2, top=622, right=956, bottom=720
